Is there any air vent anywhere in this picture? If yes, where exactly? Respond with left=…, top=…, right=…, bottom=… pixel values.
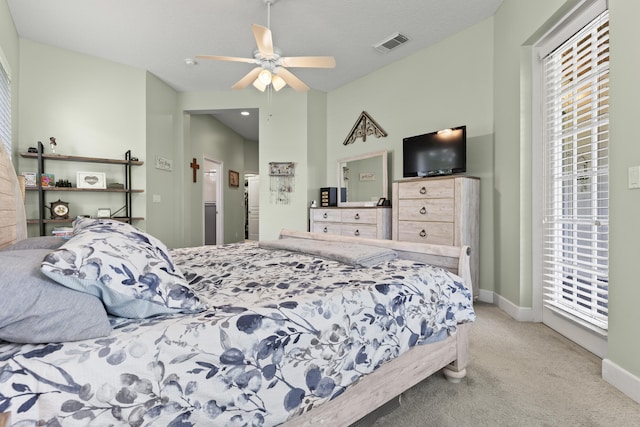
left=373, top=33, right=409, bottom=53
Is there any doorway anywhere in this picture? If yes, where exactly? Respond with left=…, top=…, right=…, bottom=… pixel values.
left=246, top=175, right=259, bottom=241
left=203, top=157, right=223, bottom=245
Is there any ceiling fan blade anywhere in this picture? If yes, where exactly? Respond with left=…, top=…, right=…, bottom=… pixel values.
left=275, top=68, right=309, bottom=92
left=280, top=56, right=336, bottom=69
left=195, top=55, right=257, bottom=64
left=252, top=24, right=274, bottom=57
left=232, top=67, right=263, bottom=90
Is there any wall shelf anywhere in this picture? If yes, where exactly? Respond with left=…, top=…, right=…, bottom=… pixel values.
left=20, top=141, right=145, bottom=236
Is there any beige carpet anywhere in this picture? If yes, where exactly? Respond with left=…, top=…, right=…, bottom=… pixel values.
left=368, top=302, right=640, bottom=426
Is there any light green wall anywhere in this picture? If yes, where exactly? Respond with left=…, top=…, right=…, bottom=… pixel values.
left=16, top=39, right=147, bottom=236
left=327, top=18, right=495, bottom=292
left=608, top=0, right=640, bottom=381
left=180, top=90, right=313, bottom=241
left=0, top=0, right=19, bottom=161
left=493, top=0, right=567, bottom=310
left=145, top=72, right=182, bottom=248
left=244, top=139, right=258, bottom=174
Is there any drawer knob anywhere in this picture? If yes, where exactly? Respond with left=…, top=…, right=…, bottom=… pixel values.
left=419, top=186, right=427, bottom=195
left=323, top=227, right=328, bottom=233
left=419, top=229, right=427, bottom=238
left=420, top=207, right=427, bottom=215
left=323, top=212, right=328, bottom=219
left=354, top=229, right=360, bottom=236
left=354, top=213, right=360, bottom=220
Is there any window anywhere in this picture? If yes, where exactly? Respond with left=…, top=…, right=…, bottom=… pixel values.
left=541, top=10, right=609, bottom=331
left=0, top=58, right=10, bottom=154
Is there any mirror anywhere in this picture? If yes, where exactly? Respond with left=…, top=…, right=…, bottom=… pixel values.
left=337, top=150, right=388, bottom=207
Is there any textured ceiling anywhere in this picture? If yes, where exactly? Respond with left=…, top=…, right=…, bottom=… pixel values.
left=7, top=0, right=503, bottom=141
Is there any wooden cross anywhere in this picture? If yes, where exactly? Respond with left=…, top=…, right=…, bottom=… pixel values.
left=190, top=158, right=200, bottom=183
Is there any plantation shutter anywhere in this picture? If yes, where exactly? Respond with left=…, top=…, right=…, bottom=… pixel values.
left=0, top=59, right=10, bottom=155
left=541, top=10, right=609, bottom=331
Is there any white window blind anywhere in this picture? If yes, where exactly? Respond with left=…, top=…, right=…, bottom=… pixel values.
left=0, top=59, right=10, bottom=155
left=542, top=10, right=609, bottom=331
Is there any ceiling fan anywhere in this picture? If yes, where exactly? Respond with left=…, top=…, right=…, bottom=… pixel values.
left=196, top=0, right=336, bottom=93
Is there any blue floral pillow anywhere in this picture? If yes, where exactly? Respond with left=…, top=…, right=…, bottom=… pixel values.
left=41, top=218, right=207, bottom=318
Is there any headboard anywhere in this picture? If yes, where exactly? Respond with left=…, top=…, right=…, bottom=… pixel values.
left=0, top=143, right=27, bottom=249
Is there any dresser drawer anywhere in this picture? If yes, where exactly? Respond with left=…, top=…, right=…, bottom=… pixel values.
left=397, top=179, right=454, bottom=199
left=396, top=221, right=454, bottom=245
left=397, top=198, right=454, bottom=222
left=340, top=224, right=377, bottom=239
left=311, top=209, right=341, bottom=222
left=340, top=209, right=377, bottom=224
left=311, top=222, right=341, bottom=235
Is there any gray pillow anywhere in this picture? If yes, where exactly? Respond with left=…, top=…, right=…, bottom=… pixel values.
left=1, top=236, right=67, bottom=251
left=0, top=249, right=112, bottom=344
left=41, top=218, right=207, bottom=318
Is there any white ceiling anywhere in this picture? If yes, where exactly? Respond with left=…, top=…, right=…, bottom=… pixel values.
left=7, top=0, right=503, bottom=142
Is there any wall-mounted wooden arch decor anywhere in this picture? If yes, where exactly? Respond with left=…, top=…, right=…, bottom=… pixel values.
left=343, top=111, right=388, bottom=145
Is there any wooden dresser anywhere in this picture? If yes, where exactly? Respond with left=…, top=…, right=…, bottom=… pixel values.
left=392, top=176, right=480, bottom=296
left=310, top=207, right=392, bottom=239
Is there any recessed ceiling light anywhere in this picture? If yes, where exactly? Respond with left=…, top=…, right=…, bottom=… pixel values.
left=184, top=58, right=197, bottom=66
left=241, top=111, right=250, bottom=116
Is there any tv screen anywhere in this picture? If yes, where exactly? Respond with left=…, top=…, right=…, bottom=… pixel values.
left=402, top=125, right=466, bottom=177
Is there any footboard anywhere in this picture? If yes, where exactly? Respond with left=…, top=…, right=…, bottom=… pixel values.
left=278, top=229, right=473, bottom=426
left=285, top=322, right=470, bottom=426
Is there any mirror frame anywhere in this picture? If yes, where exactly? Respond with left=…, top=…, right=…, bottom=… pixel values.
left=337, top=150, right=388, bottom=207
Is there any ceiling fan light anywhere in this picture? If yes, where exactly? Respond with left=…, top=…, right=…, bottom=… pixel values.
left=258, top=69, right=272, bottom=85
left=252, top=78, right=268, bottom=92
left=272, top=74, right=286, bottom=91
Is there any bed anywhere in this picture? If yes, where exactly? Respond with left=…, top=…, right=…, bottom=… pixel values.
left=0, top=144, right=474, bottom=426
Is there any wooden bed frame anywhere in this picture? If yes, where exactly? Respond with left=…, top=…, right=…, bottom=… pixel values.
left=277, top=229, right=471, bottom=426
left=0, top=144, right=471, bottom=427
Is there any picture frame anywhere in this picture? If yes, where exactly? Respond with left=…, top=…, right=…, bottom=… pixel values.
left=229, top=170, right=240, bottom=188
left=377, top=197, right=386, bottom=206
left=22, top=172, right=37, bottom=188
left=77, top=172, right=106, bottom=189
left=96, top=208, right=111, bottom=218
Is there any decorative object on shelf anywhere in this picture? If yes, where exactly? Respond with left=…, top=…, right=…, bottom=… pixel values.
left=229, top=170, right=240, bottom=188
left=27, top=147, right=38, bottom=153
left=51, top=226, right=73, bottom=238
left=269, top=162, right=295, bottom=176
left=41, top=173, right=55, bottom=187
left=269, top=162, right=295, bottom=205
left=155, top=156, right=173, bottom=171
left=343, top=111, right=388, bottom=145
left=76, top=172, right=106, bottom=189
left=190, top=158, right=200, bottom=183
left=55, top=179, right=72, bottom=188
left=107, top=182, right=125, bottom=189
left=22, top=172, right=37, bottom=188
left=49, top=199, right=69, bottom=220
left=97, top=208, right=111, bottom=218
left=49, top=137, right=57, bottom=154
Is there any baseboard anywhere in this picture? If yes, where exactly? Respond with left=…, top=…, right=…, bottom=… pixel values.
left=477, top=290, right=534, bottom=322
left=602, top=358, right=640, bottom=404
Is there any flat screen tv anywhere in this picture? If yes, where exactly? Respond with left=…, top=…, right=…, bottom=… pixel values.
left=402, top=125, right=466, bottom=177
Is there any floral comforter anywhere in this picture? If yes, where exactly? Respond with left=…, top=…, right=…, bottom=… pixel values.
left=0, top=242, right=475, bottom=426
